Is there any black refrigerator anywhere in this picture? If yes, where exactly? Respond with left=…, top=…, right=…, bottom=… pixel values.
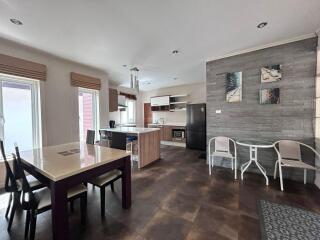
left=186, top=103, right=206, bottom=150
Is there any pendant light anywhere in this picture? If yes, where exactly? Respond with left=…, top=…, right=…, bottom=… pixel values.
left=130, top=67, right=140, bottom=92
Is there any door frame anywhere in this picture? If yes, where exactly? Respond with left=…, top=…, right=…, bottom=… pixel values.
left=78, top=87, right=100, bottom=141
left=0, top=73, right=42, bottom=149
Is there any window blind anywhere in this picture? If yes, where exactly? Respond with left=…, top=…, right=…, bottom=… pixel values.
left=70, top=72, right=101, bottom=90
left=0, top=54, right=47, bottom=81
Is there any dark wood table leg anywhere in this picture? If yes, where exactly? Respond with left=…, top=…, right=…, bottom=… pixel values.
left=50, top=180, right=69, bottom=240
left=122, top=156, right=131, bottom=209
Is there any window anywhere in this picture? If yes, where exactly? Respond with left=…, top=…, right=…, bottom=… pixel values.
left=78, top=88, right=99, bottom=142
left=0, top=74, right=42, bottom=152
left=120, top=99, right=136, bottom=124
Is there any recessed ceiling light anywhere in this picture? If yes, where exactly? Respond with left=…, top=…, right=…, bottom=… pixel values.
left=172, top=50, right=179, bottom=55
left=10, top=18, right=23, bottom=25
left=257, top=22, right=268, bottom=29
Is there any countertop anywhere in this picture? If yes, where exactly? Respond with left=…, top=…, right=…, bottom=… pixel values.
left=148, top=123, right=186, bottom=127
left=100, top=127, right=160, bottom=134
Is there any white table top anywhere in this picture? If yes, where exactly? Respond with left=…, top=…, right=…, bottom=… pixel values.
left=19, top=142, right=130, bottom=181
left=236, top=139, right=274, bottom=148
left=100, top=127, right=160, bottom=134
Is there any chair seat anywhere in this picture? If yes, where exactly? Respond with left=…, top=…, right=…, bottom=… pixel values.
left=35, top=184, right=87, bottom=210
left=88, top=170, right=122, bottom=187
left=16, top=175, right=43, bottom=191
left=210, top=151, right=233, bottom=159
left=281, top=159, right=318, bottom=170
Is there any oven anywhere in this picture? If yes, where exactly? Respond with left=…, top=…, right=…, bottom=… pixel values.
left=172, top=128, right=185, bottom=141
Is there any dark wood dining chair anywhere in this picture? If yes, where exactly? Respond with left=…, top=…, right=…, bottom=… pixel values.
left=14, top=144, right=88, bottom=240
left=1, top=140, right=20, bottom=232
left=87, top=131, right=124, bottom=218
left=86, top=130, right=95, bottom=144
left=1, top=140, right=45, bottom=233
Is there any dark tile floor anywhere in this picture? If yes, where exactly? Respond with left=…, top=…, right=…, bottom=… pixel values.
left=1, top=145, right=320, bottom=240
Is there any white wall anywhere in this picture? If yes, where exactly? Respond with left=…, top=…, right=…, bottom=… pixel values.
left=0, top=38, right=110, bottom=146
left=138, top=82, right=206, bottom=126
left=0, top=38, right=110, bottom=187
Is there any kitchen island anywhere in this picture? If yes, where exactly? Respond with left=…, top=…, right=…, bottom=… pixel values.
left=99, top=127, right=160, bottom=168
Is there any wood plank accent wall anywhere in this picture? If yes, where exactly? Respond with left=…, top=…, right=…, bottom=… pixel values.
left=70, top=72, right=101, bottom=90
left=0, top=53, right=46, bottom=80
left=206, top=37, right=318, bottom=183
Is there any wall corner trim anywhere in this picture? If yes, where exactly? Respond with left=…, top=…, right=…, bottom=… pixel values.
left=206, top=33, right=317, bottom=63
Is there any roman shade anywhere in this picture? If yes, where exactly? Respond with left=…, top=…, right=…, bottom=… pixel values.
left=70, top=72, right=101, bottom=90
left=0, top=54, right=47, bottom=81
left=119, top=92, right=137, bottom=100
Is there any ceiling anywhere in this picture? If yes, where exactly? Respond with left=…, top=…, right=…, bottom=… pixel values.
left=0, top=0, right=320, bottom=91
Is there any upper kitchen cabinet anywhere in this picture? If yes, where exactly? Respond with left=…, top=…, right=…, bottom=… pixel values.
left=151, top=95, right=170, bottom=111
left=109, top=88, right=118, bottom=112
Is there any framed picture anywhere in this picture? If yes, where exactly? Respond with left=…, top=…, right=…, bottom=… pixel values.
left=261, top=64, right=282, bottom=83
left=260, top=88, right=280, bottom=104
left=226, top=71, right=242, bottom=103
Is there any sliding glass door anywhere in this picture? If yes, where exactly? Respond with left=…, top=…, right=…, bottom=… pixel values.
left=78, top=88, right=99, bottom=142
left=0, top=74, right=41, bottom=152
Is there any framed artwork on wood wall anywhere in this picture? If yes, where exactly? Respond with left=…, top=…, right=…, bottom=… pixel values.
left=261, top=64, right=282, bottom=83
left=226, top=71, right=242, bottom=103
left=260, top=88, right=280, bottom=104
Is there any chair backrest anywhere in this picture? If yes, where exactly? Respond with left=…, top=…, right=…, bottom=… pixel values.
left=215, top=136, right=230, bottom=153
left=99, top=130, right=112, bottom=140
left=1, top=140, right=18, bottom=193
left=14, top=144, right=37, bottom=209
left=110, top=132, right=127, bottom=150
left=278, top=140, right=301, bottom=161
left=86, top=130, right=95, bottom=145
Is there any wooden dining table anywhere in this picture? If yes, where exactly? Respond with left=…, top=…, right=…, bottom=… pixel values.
left=18, top=142, right=131, bottom=240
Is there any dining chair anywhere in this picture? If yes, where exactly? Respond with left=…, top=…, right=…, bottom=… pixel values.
left=14, top=144, right=88, bottom=240
left=208, top=136, right=238, bottom=179
left=273, top=140, right=320, bottom=191
left=1, top=140, right=20, bottom=232
left=99, top=130, right=112, bottom=147
left=1, top=140, right=43, bottom=231
left=87, top=131, right=126, bottom=218
left=86, top=130, right=95, bottom=144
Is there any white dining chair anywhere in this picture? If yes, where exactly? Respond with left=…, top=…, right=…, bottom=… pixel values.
left=273, top=140, right=320, bottom=191
left=208, top=136, right=237, bottom=179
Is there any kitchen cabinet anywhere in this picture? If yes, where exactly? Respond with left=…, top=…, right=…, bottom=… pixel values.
left=151, top=96, right=170, bottom=106
left=163, top=126, right=172, bottom=141
left=109, top=88, right=118, bottom=112
left=148, top=124, right=165, bottom=140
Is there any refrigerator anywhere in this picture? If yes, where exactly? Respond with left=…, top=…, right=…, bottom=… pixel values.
left=186, top=103, right=206, bottom=150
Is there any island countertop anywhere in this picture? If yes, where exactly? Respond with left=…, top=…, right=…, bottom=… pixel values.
left=100, top=127, right=160, bottom=134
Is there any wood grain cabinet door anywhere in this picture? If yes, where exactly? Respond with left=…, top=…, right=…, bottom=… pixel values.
left=109, top=88, right=118, bottom=112
left=163, top=126, right=172, bottom=141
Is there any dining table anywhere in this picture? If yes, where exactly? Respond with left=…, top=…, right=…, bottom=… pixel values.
left=18, top=142, right=131, bottom=240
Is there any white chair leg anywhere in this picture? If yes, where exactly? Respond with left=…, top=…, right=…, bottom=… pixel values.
left=274, top=161, right=278, bottom=179
left=278, top=163, right=284, bottom=191
left=304, top=169, right=307, bottom=184
left=231, top=157, right=234, bottom=170
left=234, top=157, right=237, bottom=180
left=208, top=155, right=211, bottom=175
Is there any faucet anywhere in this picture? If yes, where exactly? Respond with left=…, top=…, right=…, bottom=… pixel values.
left=159, top=118, right=165, bottom=125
